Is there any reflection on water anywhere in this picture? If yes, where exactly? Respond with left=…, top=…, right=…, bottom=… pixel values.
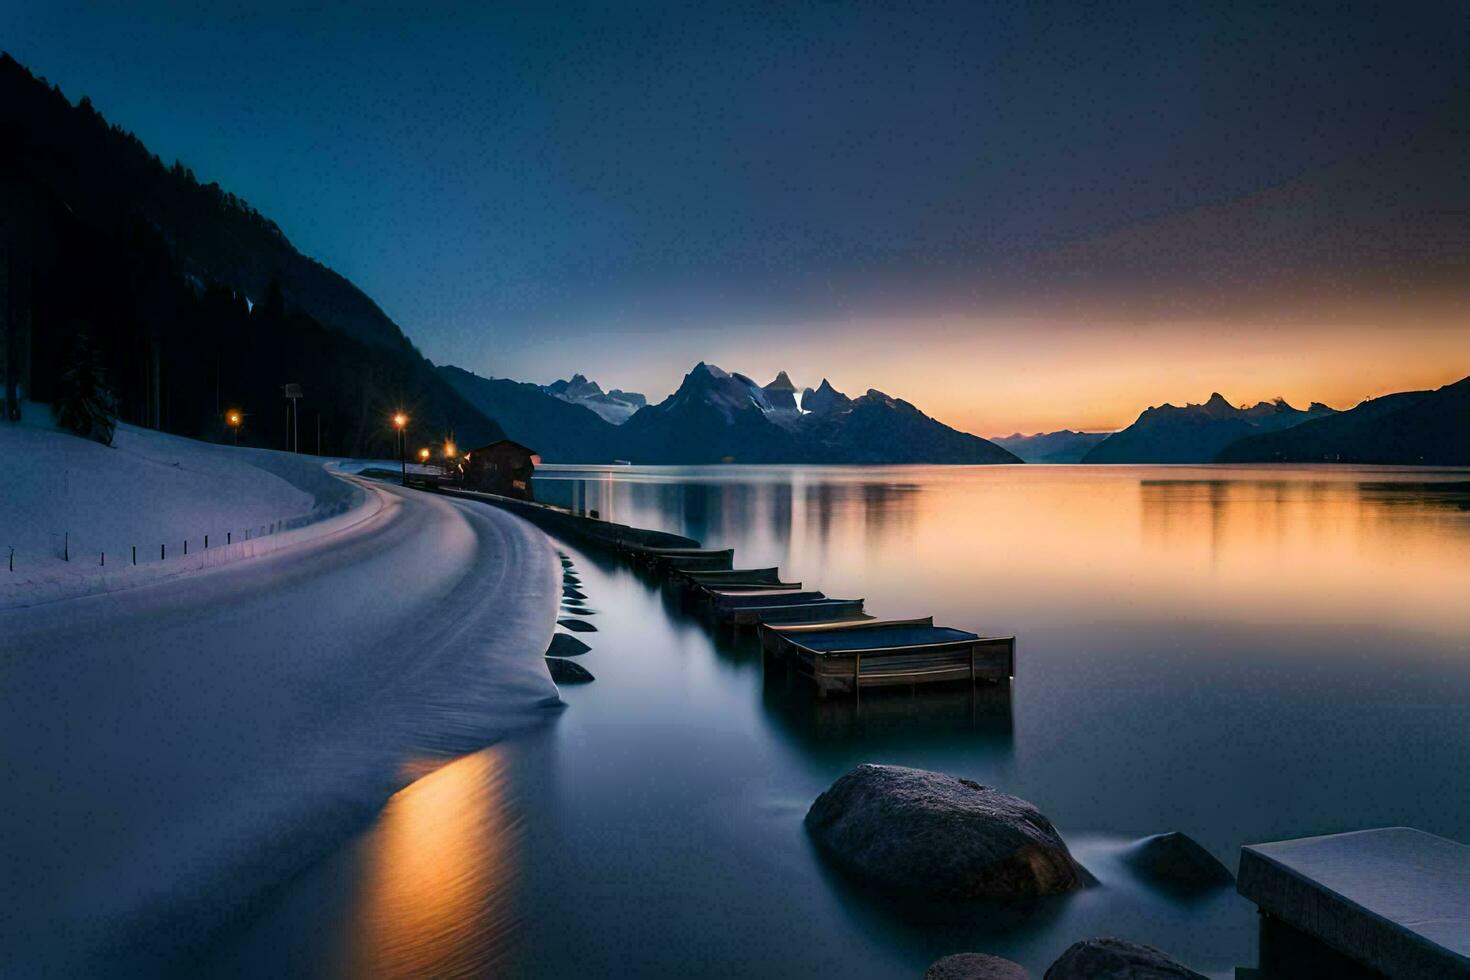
left=337, top=747, right=520, bottom=979
left=539, top=465, right=1470, bottom=633
left=223, top=465, right=1470, bottom=979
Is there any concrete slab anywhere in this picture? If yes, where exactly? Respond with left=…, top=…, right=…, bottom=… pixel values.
left=1238, top=827, right=1470, bottom=979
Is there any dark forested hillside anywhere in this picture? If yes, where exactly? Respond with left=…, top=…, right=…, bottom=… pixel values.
left=0, top=53, right=502, bottom=456
left=1217, top=376, right=1470, bottom=465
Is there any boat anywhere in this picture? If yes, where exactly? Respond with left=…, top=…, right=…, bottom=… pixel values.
left=759, top=618, right=1015, bottom=697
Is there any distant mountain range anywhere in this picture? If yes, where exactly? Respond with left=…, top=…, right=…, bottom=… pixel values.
left=441, top=362, right=1020, bottom=465
left=1217, top=375, right=1470, bottom=465
left=992, top=430, right=1111, bottom=463
left=1083, top=394, right=1337, bottom=464
left=542, top=374, right=646, bottom=424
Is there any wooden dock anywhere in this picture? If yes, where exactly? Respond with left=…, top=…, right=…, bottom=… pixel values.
left=432, top=486, right=1014, bottom=698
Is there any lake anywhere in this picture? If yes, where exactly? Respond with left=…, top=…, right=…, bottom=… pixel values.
left=213, top=464, right=1470, bottom=978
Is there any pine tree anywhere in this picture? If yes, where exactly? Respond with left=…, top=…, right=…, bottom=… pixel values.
left=53, top=333, right=118, bottom=445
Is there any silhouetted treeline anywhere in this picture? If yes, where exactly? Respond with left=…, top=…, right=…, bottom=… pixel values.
left=0, top=53, right=503, bottom=456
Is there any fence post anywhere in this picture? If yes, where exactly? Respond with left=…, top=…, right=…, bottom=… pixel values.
left=162, top=544, right=166, bottom=560
left=100, top=551, right=104, bottom=567
left=64, top=532, right=69, bottom=562
left=132, top=545, right=137, bottom=566
left=227, top=531, right=232, bottom=544
left=205, top=534, right=209, bottom=549
left=8, top=547, right=12, bottom=572
left=184, top=539, right=188, bottom=556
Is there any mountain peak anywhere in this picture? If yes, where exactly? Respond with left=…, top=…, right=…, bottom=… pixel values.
left=764, top=371, right=797, bottom=392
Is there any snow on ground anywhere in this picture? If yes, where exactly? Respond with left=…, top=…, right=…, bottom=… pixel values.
left=1, top=438, right=563, bottom=974
left=0, top=408, right=369, bottom=607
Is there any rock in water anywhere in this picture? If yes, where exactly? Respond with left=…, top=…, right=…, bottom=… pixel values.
left=804, top=764, right=1088, bottom=898
left=1045, top=938, right=1204, bottom=979
left=546, top=634, right=591, bottom=658
left=1122, top=832, right=1234, bottom=891
left=563, top=587, right=588, bottom=600
left=546, top=657, right=594, bottom=684
left=926, top=952, right=1031, bottom=979
left=557, top=618, right=598, bottom=633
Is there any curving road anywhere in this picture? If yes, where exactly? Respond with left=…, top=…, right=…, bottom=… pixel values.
left=0, top=477, right=561, bottom=976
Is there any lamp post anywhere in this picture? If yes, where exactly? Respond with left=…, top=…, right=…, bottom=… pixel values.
left=393, top=412, right=408, bottom=485
left=226, top=409, right=243, bottom=445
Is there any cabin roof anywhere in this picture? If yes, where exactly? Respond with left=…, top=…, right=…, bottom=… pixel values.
left=465, top=438, right=538, bottom=457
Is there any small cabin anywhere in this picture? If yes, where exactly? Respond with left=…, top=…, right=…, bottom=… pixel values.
left=461, top=439, right=538, bottom=499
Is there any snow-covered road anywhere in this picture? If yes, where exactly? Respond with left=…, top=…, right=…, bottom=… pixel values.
left=0, top=477, right=562, bottom=976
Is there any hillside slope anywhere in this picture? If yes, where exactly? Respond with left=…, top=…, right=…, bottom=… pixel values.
left=0, top=54, right=503, bottom=456
left=1217, top=375, right=1470, bottom=464
left=1084, top=394, right=1335, bottom=463
left=438, top=365, right=621, bottom=461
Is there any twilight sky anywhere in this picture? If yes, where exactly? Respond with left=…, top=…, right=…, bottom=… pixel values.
left=5, top=1, right=1468, bottom=433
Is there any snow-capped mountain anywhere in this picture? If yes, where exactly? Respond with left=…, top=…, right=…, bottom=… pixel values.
left=541, top=374, right=647, bottom=424
left=618, top=363, right=1019, bottom=464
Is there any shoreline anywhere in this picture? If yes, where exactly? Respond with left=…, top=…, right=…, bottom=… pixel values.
left=0, top=480, right=565, bottom=975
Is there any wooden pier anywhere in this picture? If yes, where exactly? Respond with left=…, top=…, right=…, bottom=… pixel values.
left=434, top=487, right=1015, bottom=698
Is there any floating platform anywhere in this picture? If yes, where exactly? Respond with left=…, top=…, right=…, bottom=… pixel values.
left=1238, top=827, right=1470, bottom=979
left=624, top=546, right=736, bottom=572
left=761, top=618, right=1015, bottom=697
left=430, top=485, right=1017, bottom=699
left=678, top=567, right=786, bottom=586
left=710, top=590, right=868, bottom=626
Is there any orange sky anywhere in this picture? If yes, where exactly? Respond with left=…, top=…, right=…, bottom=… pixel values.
left=660, top=308, right=1470, bottom=436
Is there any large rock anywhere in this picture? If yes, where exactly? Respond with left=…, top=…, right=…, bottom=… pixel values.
left=804, top=765, right=1088, bottom=898
left=925, top=952, right=1031, bottom=979
left=1122, top=833, right=1233, bottom=891
left=1044, top=938, right=1204, bottom=979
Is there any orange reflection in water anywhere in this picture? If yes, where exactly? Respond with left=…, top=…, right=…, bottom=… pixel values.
left=339, top=746, right=521, bottom=979
left=541, top=465, right=1470, bottom=638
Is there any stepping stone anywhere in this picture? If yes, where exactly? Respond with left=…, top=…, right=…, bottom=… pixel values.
left=557, top=618, right=598, bottom=633
left=563, top=588, right=588, bottom=600
left=563, top=574, right=582, bottom=585
left=546, top=657, right=594, bottom=684
left=546, top=634, right=591, bottom=658
left=560, top=607, right=596, bottom=616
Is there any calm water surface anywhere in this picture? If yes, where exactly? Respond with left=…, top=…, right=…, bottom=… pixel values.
left=214, top=465, right=1470, bottom=978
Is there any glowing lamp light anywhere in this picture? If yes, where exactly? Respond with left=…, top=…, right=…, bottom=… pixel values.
left=226, top=410, right=242, bottom=427
left=392, top=412, right=408, bottom=430
left=443, top=441, right=457, bottom=458
left=418, top=447, right=431, bottom=462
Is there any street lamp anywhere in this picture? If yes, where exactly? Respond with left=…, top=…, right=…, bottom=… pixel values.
left=392, top=412, right=408, bottom=485
left=226, top=409, right=243, bottom=446
left=418, top=447, right=431, bottom=463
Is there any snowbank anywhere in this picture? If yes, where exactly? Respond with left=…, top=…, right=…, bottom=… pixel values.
left=0, top=410, right=373, bottom=607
